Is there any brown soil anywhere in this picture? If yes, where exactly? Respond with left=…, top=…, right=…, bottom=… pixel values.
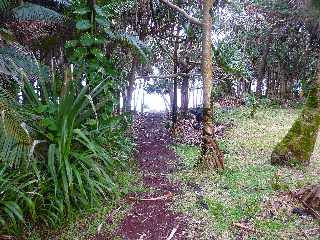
left=91, top=113, right=188, bottom=240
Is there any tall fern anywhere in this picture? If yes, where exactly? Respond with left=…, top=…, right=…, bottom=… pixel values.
left=13, top=3, right=64, bottom=22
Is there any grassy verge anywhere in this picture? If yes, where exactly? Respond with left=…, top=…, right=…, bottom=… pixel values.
left=26, top=160, right=145, bottom=240
left=171, top=106, right=320, bottom=240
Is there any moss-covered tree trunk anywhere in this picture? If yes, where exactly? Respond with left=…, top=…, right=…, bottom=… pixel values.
left=198, top=0, right=224, bottom=169
left=271, top=62, right=320, bottom=166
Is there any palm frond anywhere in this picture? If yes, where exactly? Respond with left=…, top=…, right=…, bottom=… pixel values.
left=0, top=87, right=32, bottom=167
left=0, top=0, right=8, bottom=11
left=13, top=3, right=64, bottom=22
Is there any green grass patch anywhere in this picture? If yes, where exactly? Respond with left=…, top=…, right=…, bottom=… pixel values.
left=172, top=106, right=320, bottom=239
left=172, top=144, right=200, bottom=169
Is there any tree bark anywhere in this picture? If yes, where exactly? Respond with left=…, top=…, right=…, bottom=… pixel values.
left=172, top=28, right=180, bottom=126
left=271, top=60, right=320, bottom=166
left=256, top=32, right=273, bottom=97
left=198, top=0, right=224, bottom=170
left=181, top=75, right=189, bottom=117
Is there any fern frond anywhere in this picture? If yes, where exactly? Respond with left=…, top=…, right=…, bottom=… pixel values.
left=0, top=0, right=9, bottom=11
left=108, top=32, right=150, bottom=63
left=0, top=102, right=30, bottom=144
left=0, top=44, right=40, bottom=82
left=13, top=3, right=64, bottom=22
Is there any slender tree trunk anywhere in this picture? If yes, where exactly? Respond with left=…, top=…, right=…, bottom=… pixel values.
left=124, top=57, right=138, bottom=112
left=271, top=60, right=320, bottom=166
left=181, top=75, right=189, bottom=117
left=161, top=94, right=170, bottom=112
left=256, top=32, right=273, bottom=97
left=141, top=78, right=145, bottom=113
left=115, top=90, right=121, bottom=114
left=198, top=0, right=224, bottom=170
left=172, top=29, right=180, bottom=126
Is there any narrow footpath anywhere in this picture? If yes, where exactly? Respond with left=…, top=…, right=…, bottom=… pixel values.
left=115, top=113, right=188, bottom=239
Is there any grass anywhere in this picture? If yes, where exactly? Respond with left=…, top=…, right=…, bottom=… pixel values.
left=171, top=106, right=320, bottom=240
left=25, top=160, right=145, bottom=240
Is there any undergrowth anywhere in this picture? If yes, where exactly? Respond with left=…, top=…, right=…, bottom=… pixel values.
left=26, top=159, right=145, bottom=239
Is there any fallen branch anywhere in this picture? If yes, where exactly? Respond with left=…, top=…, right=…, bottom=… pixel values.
left=128, top=192, right=173, bottom=201
left=166, top=225, right=179, bottom=240
left=300, top=228, right=310, bottom=240
left=233, top=223, right=256, bottom=233
left=291, top=191, right=320, bottom=220
left=299, top=199, right=320, bottom=219
left=0, top=236, right=15, bottom=240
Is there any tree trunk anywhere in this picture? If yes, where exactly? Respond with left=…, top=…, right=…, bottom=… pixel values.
left=115, top=90, right=121, bottom=114
left=172, top=29, right=179, bottom=127
left=181, top=75, right=189, bottom=117
left=271, top=60, right=320, bottom=166
left=198, top=0, right=224, bottom=170
left=256, top=32, right=273, bottom=97
left=172, top=76, right=178, bottom=123
left=124, top=57, right=138, bottom=112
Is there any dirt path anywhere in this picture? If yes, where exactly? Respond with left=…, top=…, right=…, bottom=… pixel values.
left=114, top=113, right=188, bottom=239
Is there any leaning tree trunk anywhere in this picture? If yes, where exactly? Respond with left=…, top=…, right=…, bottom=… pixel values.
left=271, top=61, right=320, bottom=166
left=198, top=0, right=224, bottom=169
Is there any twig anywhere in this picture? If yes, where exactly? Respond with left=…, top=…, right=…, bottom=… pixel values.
left=305, top=228, right=320, bottom=233
left=166, top=225, right=179, bottom=240
left=0, top=236, right=15, bottom=240
left=233, top=223, right=256, bottom=233
left=128, top=192, right=173, bottom=201
left=300, top=228, right=310, bottom=240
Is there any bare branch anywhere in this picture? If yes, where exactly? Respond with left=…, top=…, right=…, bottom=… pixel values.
left=136, top=73, right=201, bottom=80
left=159, top=0, right=202, bottom=26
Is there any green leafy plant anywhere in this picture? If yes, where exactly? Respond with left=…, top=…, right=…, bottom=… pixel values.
left=0, top=45, right=129, bottom=234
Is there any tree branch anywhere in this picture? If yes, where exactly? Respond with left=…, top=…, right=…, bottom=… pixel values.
left=136, top=73, right=201, bottom=80
left=159, top=0, right=202, bottom=26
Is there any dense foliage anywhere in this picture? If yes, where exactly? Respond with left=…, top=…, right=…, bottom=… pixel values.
left=0, top=0, right=135, bottom=235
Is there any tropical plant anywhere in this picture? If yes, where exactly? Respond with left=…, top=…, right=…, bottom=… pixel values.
left=0, top=36, right=131, bottom=236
